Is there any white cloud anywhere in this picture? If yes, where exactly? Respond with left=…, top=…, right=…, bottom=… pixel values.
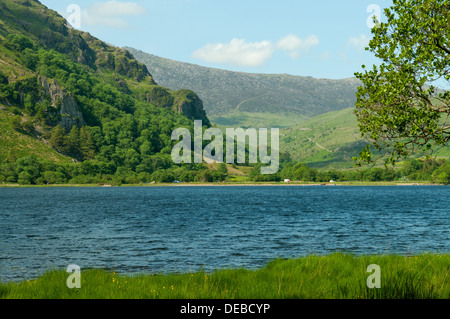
left=276, top=34, right=319, bottom=59
left=348, top=34, right=370, bottom=51
left=192, top=34, right=319, bottom=67
left=191, top=38, right=275, bottom=67
left=81, top=1, right=148, bottom=28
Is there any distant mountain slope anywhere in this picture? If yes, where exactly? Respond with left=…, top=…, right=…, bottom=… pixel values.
left=126, top=47, right=361, bottom=120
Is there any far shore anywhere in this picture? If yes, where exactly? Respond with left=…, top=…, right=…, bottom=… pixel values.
left=0, top=181, right=443, bottom=188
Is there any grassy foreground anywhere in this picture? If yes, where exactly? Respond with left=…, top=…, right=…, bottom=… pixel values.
left=1, top=253, right=448, bottom=299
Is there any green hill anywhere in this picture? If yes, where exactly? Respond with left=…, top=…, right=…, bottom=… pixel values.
left=1, top=0, right=447, bottom=183
left=125, top=48, right=449, bottom=169
left=280, top=108, right=450, bottom=168
left=0, top=0, right=219, bottom=184
left=280, top=108, right=362, bottom=168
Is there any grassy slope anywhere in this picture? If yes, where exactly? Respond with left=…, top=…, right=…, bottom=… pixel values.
left=280, top=107, right=450, bottom=168
left=1, top=253, right=448, bottom=299
left=280, top=108, right=362, bottom=168
left=208, top=108, right=363, bottom=171
left=0, top=107, right=70, bottom=163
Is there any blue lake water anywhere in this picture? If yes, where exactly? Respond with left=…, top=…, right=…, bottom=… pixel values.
left=0, top=185, right=449, bottom=282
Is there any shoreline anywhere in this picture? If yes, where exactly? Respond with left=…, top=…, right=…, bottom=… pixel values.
left=0, top=181, right=443, bottom=188
left=1, top=253, right=448, bottom=299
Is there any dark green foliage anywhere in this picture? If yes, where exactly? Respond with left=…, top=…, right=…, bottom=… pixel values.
left=145, top=86, right=174, bottom=109
left=20, top=48, right=39, bottom=71
left=66, top=126, right=80, bottom=156
left=0, top=154, right=225, bottom=185
left=49, top=125, right=66, bottom=152
left=432, top=162, right=450, bottom=184
left=0, top=163, right=17, bottom=183
left=0, top=0, right=215, bottom=184
left=79, top=126, right=96, bottom=160
left=208, top=163, right=229, bottom=182
left=14, top=156, right=42, bottom=185
left=12, top=45, right=200, bottom=170
left=5, top=34, right=34, bottom=52
left=362, top=168, right=385, bottom=182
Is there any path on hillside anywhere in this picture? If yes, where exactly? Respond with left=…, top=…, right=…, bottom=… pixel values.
left=308, top=138, right=333, bottom=153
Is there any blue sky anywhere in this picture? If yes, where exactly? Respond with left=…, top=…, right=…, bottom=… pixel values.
left=39, top=0, right=394, bottom=79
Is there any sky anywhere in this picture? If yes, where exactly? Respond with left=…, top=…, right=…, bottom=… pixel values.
left=39, top=0, right=394, bottom=80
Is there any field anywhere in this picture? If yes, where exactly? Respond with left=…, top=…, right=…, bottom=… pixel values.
left=1, top=253, right=448, bottom=299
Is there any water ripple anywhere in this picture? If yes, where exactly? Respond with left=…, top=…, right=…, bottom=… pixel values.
left=0, top=186, right=449, bottom=281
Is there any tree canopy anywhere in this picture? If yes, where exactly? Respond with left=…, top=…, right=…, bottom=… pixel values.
left=354, top=0, right=449, bottom=165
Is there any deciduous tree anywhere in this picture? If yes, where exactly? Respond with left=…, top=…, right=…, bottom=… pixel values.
left=354, top=0, right=449, bottom=165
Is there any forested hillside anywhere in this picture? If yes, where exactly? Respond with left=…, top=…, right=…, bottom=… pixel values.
left=0, top=0, right=220, bottom=184
left=1, top=0, right=448, bottom=185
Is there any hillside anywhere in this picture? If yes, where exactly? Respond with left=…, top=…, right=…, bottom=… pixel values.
left=0, top=104, right=71, bottom=163
left=1, top=0, right=446, bottom=183
left=0, top=0, right=220, bottom=184
left=280, top=108, right=365, bottom=168
left=280, top=108, right=450, bottom=168
left=0, top=0, right=209, bottom=125
left=126, top=47, right=361, bottom=127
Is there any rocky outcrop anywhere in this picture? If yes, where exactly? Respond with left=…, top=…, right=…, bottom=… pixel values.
left=173, top=89, right=210, bottom=126
left=38, top=76, right=85, bottom=130
left=80, top=32, right=155, bottom=83
left=143, top=86, right=211, bottom=126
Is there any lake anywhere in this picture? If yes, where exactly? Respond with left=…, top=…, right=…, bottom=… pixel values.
left=0, top=185, right=449, bottom=282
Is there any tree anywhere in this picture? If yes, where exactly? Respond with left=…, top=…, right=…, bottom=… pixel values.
left=79, top=126, right=96, bottom=160
left=20, top=48, right=38, bottom=71
left=6, top=34, right=34, bottom=52
left=18, top=171, right=33, bottom=185
left=432, top=162, right=450, bottom=184
left=0, top=163, right=17, bottom=183
left=216, top=162, right=229, bottom=181
left=15, top=156, right=42, bottom=184
left=401, top=159, right=423, bottom=177
left=354, top=0, right=449, bottom=165
left=11, top=115, right=22, bottom=131
left=49, top=125, right=66, bottom=152
left=67, top=126, right=80, bottom=156
left=42, top=171, right=67, bottom=184
left=363, top=168, right=384, bottom=182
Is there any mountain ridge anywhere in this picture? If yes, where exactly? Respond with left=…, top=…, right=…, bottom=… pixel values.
left=126, top=47, right=361, bottom=122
